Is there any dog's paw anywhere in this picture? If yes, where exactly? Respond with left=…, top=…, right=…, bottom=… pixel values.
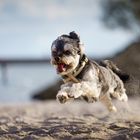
left=108, top=106, right=117, bottom=112
left=56, top=92, right=69, bottom=104
left=120, top=93, right=128, bottom=102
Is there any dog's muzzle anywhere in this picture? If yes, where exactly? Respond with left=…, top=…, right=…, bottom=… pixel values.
left=52, top=55, right=73, bottom=73
left=57, top=63, right=68, bottom=73
left=52, top=58, right=70, bottom=73
left=54, top=56, right=61, bottom=62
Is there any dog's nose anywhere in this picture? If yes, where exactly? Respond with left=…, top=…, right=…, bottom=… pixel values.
left=55, top=56, right=60, bottom=61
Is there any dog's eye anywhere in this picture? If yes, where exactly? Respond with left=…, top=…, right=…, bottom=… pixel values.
left=65, top=50, right=71, bottom=55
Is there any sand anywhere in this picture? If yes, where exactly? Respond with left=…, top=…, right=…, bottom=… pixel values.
left=0, top=98, right=139, bottom=140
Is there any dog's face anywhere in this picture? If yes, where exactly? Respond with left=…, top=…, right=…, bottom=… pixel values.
left=51, top=32, right=84, bottom=75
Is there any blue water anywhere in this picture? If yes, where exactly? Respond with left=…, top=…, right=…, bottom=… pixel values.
left=0, top=64, right=59, bottom=103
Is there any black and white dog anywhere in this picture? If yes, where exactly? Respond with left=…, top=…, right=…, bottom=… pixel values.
left=51, top=31, right=129, bottom=112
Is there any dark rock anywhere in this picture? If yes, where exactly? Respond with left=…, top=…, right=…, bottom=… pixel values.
left=113, top=40, right=140, bottom=96
left=113, top=41, right=140, bottom=79
left=32, top=80, right=63, bottom=100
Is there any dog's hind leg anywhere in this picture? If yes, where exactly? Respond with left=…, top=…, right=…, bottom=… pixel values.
left=112, top=86, right=128, bottom=102
left=100, top=93, right=117, bottom=112
left=111, top=89, right=130, bottom=113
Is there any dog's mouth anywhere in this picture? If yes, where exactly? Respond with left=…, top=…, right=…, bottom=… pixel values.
left=57, top=63, right=70, bottom=73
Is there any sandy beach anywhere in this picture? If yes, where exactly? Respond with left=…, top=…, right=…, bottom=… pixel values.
left=0, top=98, right=139, bottom=140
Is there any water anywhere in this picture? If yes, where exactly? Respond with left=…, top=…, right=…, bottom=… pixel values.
left=0, top=64, right=58, bottom=103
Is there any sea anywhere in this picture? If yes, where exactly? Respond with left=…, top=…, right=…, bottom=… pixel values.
left=0, top=64, right=58, bottom=103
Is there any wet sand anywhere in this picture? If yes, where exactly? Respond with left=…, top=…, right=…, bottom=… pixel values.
left=0, top=98, right=139, bottom=140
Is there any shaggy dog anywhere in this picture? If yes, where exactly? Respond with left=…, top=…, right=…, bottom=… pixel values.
left=51, top=31, right=129, bottom=112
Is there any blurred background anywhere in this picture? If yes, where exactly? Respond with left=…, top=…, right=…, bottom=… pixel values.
left=0, top=0, right=140, bottom=103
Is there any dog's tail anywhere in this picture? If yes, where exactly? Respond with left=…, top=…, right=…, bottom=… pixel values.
left=100, top=60, right=130, bottom=83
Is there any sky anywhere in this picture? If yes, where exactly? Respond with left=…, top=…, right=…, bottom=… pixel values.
left=0, top=0, right=136, bottom=59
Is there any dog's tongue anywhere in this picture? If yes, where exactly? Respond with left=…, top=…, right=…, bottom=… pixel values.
left=57, top=63, right=65, bottom=73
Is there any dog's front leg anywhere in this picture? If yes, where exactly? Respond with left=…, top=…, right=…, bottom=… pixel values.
left=57, top=90, right=70, bottom=104
left=57, top=81, right=99, bottom=103
left=56, top=82, right=84, bottom=103
left=100, top=94, right=117, bottom=112
left=56, top=82, right=77, bottom=103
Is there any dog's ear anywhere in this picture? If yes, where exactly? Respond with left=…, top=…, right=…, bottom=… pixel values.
left=69, top=31, right=85, bottom=54
left=69, top=31, right=80, bottom=42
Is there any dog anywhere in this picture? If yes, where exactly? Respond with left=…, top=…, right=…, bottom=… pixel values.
left=51, top=31, right=129, bottom=112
